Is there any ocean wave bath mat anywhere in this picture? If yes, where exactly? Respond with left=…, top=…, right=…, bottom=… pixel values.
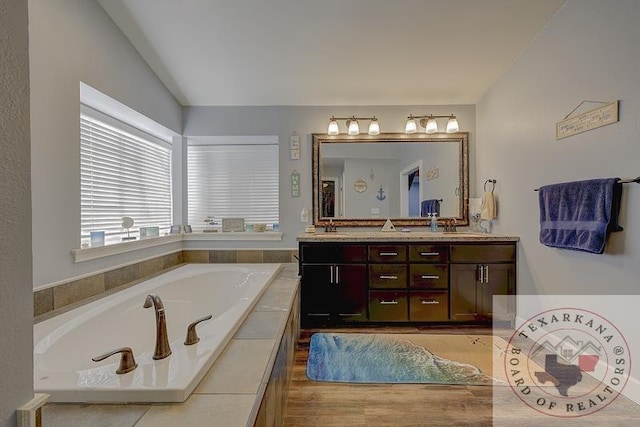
left=306, top=333, right=500, bottom=385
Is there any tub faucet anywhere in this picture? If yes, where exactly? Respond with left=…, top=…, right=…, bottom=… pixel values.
left=143, top=293, right=172, bottom=360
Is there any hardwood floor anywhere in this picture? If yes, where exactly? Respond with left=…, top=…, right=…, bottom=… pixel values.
left=283, top=327, right=497, bottom=427
left=283, top=326, right=640, bottom=426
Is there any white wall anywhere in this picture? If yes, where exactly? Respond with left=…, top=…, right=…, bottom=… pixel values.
left=1, top=0, right=33, bottom=424
left=29, top=0, right=183, bottom=287
left=477, top=0, right=640, bottom=296
left=183, top=105, right=476, bottom=248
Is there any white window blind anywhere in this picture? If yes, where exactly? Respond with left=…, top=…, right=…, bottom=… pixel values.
left=188, top=141, right=279, bottom=230
left=81, top=106, right=172, bottom=245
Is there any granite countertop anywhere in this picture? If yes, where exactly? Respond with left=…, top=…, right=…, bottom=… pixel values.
left=296, top=231, right=519, bottom=242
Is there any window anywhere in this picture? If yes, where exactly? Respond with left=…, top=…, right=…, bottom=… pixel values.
left=80, top=106, right=172, bottom=245
left=187, top=136, right=279, bottom=231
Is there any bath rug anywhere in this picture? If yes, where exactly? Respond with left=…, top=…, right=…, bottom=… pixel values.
left=306, top=333, right=543, bottom=385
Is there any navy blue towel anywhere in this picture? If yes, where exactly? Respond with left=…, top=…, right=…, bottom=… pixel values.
left=421, top=199, right=441, bottom=217
left=538, top=178, right=623, bottom=254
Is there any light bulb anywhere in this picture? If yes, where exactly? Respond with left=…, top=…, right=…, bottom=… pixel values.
left=348, top=119, right=360, bottom=135
left=425, top=117, right=438, bottom=133
left=446, top=116, right=459, bottom=133
left=368, top=118, right=380, bottom=135
left=405, top=118, right=417, bottom=134
left=327, top=118, right=339, bottom=135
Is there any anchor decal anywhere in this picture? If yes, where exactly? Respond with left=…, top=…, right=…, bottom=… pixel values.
left=376, top=186, right=386, bottom=201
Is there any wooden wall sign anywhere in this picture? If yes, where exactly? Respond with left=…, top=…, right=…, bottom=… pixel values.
left=556, top=101, right=619, bottom=140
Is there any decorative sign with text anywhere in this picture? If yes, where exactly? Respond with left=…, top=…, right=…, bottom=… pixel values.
left=556, top=101, right=619, bottom=140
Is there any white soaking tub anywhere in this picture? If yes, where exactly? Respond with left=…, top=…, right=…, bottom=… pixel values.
left=34, top=263, right=281, bottom=403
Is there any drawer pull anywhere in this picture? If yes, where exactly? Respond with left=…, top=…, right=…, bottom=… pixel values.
left=379, top=275, right=398, bottom=280
left=421, top=299, right=440, bottom=305
left=420, top=252, right=440, bottom=256
left=307, top=313, right=331, bottom=317
left=379, top=252, right=398, bottom=256
left=421, top=275, right=440, bottom=280
left=339, top=313, right=363, bottom=317
left=380, top=300, right=399, bottom=305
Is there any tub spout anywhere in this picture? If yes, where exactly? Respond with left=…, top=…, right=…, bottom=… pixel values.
left=143, top=293, right=172, bottom=360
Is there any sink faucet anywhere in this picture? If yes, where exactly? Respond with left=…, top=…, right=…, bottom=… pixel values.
left=143, top=293, right=172, bottom=360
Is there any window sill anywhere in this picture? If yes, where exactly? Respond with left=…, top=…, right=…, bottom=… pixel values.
left=182, top=231, right=283, bottom=241
left=72, top=235, right=183, bottom=263
left=72, top=232, right=283, bottom=263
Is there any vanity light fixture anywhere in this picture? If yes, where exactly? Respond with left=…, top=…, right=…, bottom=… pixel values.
left=327, top=116, right=380, bottom=136
left=405, top=114, right=460, bottom=134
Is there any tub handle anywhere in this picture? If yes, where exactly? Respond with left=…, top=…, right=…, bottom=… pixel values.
left=92, top=347, right=138, bottom=375
left=184, top=314, right=213, bottom=345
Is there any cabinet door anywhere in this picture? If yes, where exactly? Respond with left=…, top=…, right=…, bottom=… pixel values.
left=300, top=264, right=334, bottom=323
left=479, top=263, right=514, bottom=319
left=335, top=264, right=368, bottom=322
left=450, top=264, right=480, bottom=321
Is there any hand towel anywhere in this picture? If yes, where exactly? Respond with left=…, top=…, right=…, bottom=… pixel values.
left=538, top=178, right=623, bottom=254
left=480, top=192, right=496, bottom=220
left=421, top=199, right=441, bottom=217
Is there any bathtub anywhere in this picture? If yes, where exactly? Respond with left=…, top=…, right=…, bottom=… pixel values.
left=34, top=263, right=281, bottom=403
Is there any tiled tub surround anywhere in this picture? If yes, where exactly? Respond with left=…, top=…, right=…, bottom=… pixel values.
left=34, top=249, right=298, bottom=318
left=41, top=264, right=300, bottom=426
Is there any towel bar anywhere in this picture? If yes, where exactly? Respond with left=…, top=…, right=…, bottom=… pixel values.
left=534, top=177, right=640, bottom=191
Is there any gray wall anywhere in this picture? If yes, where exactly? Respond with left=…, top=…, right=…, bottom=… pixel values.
left=1, top=0, right=33, bottom=424
left=29, top=0, right=183, bottom=287
left=183, top=105, right=476, bottom=249
left=477, top=0, right=640, bottom=296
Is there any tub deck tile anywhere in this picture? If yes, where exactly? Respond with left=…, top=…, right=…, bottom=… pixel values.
left=136, top=394, right=255, bottom=427
left=41, top=403, right=149, bottom=427
left=234, top=311, right=288, bottom=340
left=194, top=339, right=275, bottom=394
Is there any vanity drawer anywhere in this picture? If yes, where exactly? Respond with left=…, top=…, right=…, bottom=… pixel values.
left=409, top=264, right=448, bottom=289
left=409, top=245, right=449, bottom=263
left=409, top=291, right=449, bottom=321
left=450, top=244, right=516, bottom=263
left=369, top=291, right=408, bottom=321
left=368, top=245, right=407, bottom=263
left=369, top=264, right=407, bottom=289
left=300, top=244, right=367, bottom=263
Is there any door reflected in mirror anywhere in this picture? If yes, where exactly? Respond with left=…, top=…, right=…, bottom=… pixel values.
left=312, top=133, right=468, bottom=227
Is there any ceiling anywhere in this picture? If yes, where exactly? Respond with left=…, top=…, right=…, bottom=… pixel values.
left=98, top=0, right=565, bottom=107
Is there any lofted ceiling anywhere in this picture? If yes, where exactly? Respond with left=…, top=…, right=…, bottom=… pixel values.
left=98, top=0, right=565, bottom=107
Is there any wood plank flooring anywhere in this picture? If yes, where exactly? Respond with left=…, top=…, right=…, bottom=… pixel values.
left=283, top=327, right=497, bottom=427
left=283, top=326, right=640, bottom=426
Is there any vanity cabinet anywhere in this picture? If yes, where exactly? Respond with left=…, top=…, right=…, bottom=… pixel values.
left=449, top=244, right=516, bottom=322
left=299, top=243, right=368, bottom=326
left=298, top=237, right=517, bottom=326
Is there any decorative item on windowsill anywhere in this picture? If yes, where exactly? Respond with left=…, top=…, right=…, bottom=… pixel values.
left=203, top=216, right=218, bottom=232
left=122, top=216, right=136, bottom=241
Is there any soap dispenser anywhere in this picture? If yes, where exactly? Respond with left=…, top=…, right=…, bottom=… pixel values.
left=430, top=213, right=438, bottom=232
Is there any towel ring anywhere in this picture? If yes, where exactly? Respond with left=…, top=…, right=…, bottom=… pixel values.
left=484, top=179, right=496, bottom=193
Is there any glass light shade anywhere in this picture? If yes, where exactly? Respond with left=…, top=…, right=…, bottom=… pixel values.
left=446, top=117, right=459, bottom=133
left=348, top=120, right=360, bottom=135
left=368, top=119, right=380, bottom=135
left=425, top=118, right=438, bottom=134
left=327, top=119, right=339, bottom=135
left=405, top=118, right=417, bottom=134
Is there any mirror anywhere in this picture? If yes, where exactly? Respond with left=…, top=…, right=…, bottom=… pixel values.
left=312, top=133, right=468, bottom=227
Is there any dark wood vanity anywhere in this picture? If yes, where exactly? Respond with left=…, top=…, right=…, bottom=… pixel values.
left=297, top=233, right=517, bottom=327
